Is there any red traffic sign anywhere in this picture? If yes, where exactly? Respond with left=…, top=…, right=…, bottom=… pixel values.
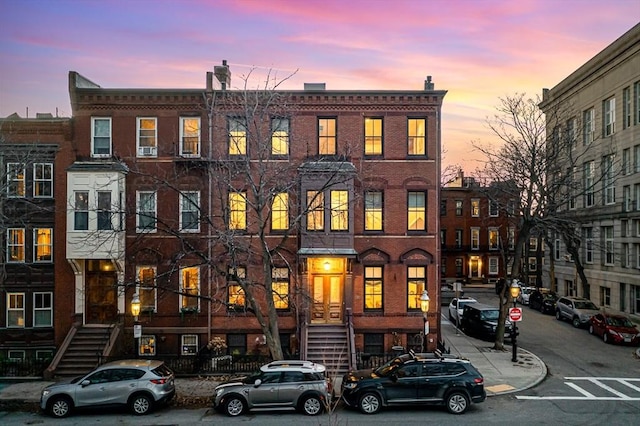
left=509, top=307, right=523, bottom=322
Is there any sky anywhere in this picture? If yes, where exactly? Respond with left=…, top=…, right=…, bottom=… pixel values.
left=1, top=0, right=639, bottom=172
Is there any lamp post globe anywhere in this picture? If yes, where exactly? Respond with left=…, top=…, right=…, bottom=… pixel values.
left=131, top=293, right=141, bottom=321
left=420, top=289, right=430, bottom=352
left=508, top=280, right=521, bottom=362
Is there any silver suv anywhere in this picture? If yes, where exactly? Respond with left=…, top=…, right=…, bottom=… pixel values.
left=40, top=359, right=175, bottom=418
left=213, top=360, right=331, bottom=416
left=555, top=296, right=600, bottom=328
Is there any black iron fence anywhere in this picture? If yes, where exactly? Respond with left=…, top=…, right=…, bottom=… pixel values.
left=0, top=358, right=51, bottom=377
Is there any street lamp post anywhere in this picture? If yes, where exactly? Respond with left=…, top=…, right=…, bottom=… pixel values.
left=131, top=293, right=141, bottom=356
left=420, top=289, right=430, bottom=353
left=509, top=280, right=521, bottom=362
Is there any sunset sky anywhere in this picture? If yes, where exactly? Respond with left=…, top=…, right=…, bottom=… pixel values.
left=1, top=0, right=638, bottom=171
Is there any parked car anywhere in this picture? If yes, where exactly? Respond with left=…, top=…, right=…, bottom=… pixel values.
left=555, top=296, right=600, bottom=328
left=589, top=312, right=640, bottom=345
left=529, top=288, right=558, bottom=314
left=40, top=359, right=175, bottom=418
left=213, top=360, right=330, bottom=416
left=459, top=303, right=514, bottom=341
left=516, top=286, right=535, bottom=305
left=341, top=352, right=485, bottom=415
left=441, top=283, right=464, bottom=306
left=448, top=297, right=478, bottom=325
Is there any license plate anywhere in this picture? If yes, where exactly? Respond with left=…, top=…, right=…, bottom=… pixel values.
left=624, top=338, right=631, bottom=343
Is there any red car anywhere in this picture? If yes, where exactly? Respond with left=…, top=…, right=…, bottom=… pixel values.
left=588, top=313, right=640, bottom=345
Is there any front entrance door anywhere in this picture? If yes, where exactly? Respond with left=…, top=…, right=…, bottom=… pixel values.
left=470, top=258, right=479, bottom=279
left=86, top=260, right=117, bottom=323
left=312, top=275, right=342, bottom=323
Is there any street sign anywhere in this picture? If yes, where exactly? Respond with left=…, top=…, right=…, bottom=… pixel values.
left=509, top=307, right=523, bottom=322
left=134, top=324, right=142, bottom=338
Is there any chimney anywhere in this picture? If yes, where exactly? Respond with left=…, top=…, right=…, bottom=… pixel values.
left=214, top=59, right=231, bottom=91
left=206, top=71, right=213, bottom=92
left=424, top=76, right=434, bottom=91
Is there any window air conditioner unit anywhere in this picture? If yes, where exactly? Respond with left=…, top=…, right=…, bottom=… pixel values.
left=139, top=146, right=156, bottom=156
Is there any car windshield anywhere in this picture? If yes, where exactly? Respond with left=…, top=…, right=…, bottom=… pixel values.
left=575, top=301, right=598, bottom=310
left=457, top=300, right=474, bottom=309
left=480, top=310, right=500, bottom=320
left=607, top=317, right=634, bottom=327
left=374, top=355, right=408, bottom=376
left=543, top=294, right=558, bottom=301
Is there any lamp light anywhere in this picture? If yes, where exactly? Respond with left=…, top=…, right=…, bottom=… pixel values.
left=509, top=280, right=521, bottom=300
left=324, top=261, right=330, bottom=271
left=420, top=289, right=430, bottom=313
left=131, top=293, right=141, bottom=320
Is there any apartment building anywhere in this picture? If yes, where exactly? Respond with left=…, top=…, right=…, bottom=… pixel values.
left=59, top=64, right=445, bottom=368
left=539, top=23, right=640, bottom=315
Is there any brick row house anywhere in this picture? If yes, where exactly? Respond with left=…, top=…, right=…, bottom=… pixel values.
left=22, top=64, right=447, bottom=374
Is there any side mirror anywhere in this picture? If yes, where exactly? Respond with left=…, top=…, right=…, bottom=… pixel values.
left=254, top=378, right=262, bottom=387
left=81, top=380, right=91, bottom=387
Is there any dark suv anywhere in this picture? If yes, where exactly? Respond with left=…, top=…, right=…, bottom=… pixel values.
left=529, top=288, right=558, bottom=314
left=341, top=352, right=485, bottom=415
left=459, top=303, right=513, bottom=340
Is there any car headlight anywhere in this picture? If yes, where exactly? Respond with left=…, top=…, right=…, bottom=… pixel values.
left=342, top=382, right=357, bottom=389
left=215, top=388, right=225, bottom=397
left=608, top=329, right=621, bottom=337
left=42, top=389, right=50, bottom=398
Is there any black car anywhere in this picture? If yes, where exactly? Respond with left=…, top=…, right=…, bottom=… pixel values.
left=459, top=303, right=513, bottom=341
left=528, top=288, right=558, bottom=314
left=341, top=352, right=486, bottom=415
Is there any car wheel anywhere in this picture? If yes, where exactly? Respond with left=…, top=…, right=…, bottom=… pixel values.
left=300, top=395, right=323, bottom=415
left=129, top=393, right=153, bottom=415
left=603, top=333, right=609, bottom=344
left=589, top=325, right=594, bottom=335
left=572, top=317, right=581, bottom=328
left=555, top=310, right=562, bottom=321
left=224, top=396, right=246, bottom=416
left=48, top=395, right=72, bottom=418
left=446, top=391, right=469, bottom=414
left=359, top=392, right=381, bottom=414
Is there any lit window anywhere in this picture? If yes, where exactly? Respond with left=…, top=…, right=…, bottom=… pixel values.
left=407, top=118, right=426, bottom=155
left=271, top=192, right=289, bottom=231
left=330, top=190, right=348, bottom=231
left=33, top=163, right=53, bottom=197
left=364, top=118, right=382, bottom=155
left=180, top=267, right=200, bottom=311
left=318, top=118, right=336, bottom=155
left=229, top=118, right=247, bottom=155
left=137, top=266, right=157, bottom=313
left=229, top=192, right=247, bottom=230
left=34, top=292, right=53, bottom=327
left=74, top=191, right=89, bottom=231
left=228, top=267, right=246, bottom=309
left=365, top=191, right=383, bottom=231
left=182, top=335, right=198, bottom=355
left=471, top=199, right=480, bottom=217
left=139, top=335, right=156, bottom=356
left=34, top=228, right=53, bottom=262
left=489, top=228, right=499, bottom=250
left=407, top=267, right=426, bottom=310
left=7, top=293, right=25, bottom=327
left=407, top=192, right=425, bottom=231
left=92, top=117, right=111, bottom=157
left=180, top=191, right=200, bottom=232
left=271, top=118, right=289, bottom=155
left=7, top=228, right=25, bottom=262
left=137, top=191, right=157, bottom=232
left=364, top=266, right=383, bottom=310
left=180, top=117, right=200, bottom=156
left=7, top=163, right=25, bottom=197
left=137, top=117, right=157, bottom=157
left=272, top=267, right=289, bottom=310
left=306, top=191, right=324, bottom=231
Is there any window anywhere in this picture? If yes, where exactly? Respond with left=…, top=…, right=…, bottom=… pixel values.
left=7, top=228, right=25, bottom=262
left=33, top=292, right=53, bottom=327
left=528, top=257, right=537, bottom=272
left=623, top=87, right=632, bottom=129
left=583, top=108, right=594, bottom=145
left=7, top=293, right=25, bottom=327
left=584, top=227, right=593, bottom=264
left=364, top=266, right=383, bottom=310
left=488, top=257, right=499, bottom=275
left=228, top=191, right=247, bottom=230
left=365, top=191, right=383, bottom=231
left=489, top=200, right=498, bottom=217
left=136, top=191, right=156, bottom=232
left=623, top=148, right=630, bottom=175
left=508, top=227, right=515, bottom=250
left=603, top=154, right=615, bottom=205
left=180, top=117, right=200, bottom=156
left=470, top=199, right=480, bottom=217
left=455, top=258, right=463, bottom=276
left=8, top=351, right=25, bottom=360
left=635, top=81, right=640, bottom=125
left=440, top=200, right=447, bottom=216
left=407, top=118, right=426, bottom=155
left=529, top=237, right=538, bottom=251
left=137, top=117, right=157, bottom=156
left=34, top=228, right=52, bottom=262
left=455, top=200, right=463, bottom=216
left=363, top=333, right=384, bottom=354
left=635, top=144, right=640, bottom=173
left=272, top=267, right=289, bottom=310
left=7, top=163, right=25, bottom=197
left=364, top=118, right=382, bottom=155
left=583, top=161, right=595, bottom=207
left=566, top=117, right=577, bottom=149
left=603, top=97, right=615, bottom=136
left=229, top=117, right=247, bottom=156
left=73, top=191, right=89, bottom=231
left=137, top=266, right=157, bottom=313
left=180, top=266, right=199, bottom=311
left=97, top=191, right=112, bottom=230
left=36, top=350, right=53, bottom=361
left=407, top=267, right=426, bottom=310
left=227, top=267, right=246, bottom=309
left=635, top=184, right=640, bottom=211
left=139, top=335, right=156, bottom=356
left=306, top=191, right=324, bottom=231
left=603, top=226, right=614, bottom=266
left=407, top=191, right=426, bottom=231
left=488, top=228, right=499, bottom=250
left=440, top=229, right=446, bottom=247
left=227, top=334, right=246, bottom=356
left=624, top=186, right=631, bottom=212
left=600, top=287, right=611, bottom=307
left=33, top=163, right=53, bottom=197
left=455, top=229, right=463, bottom=248
left=92, top=117, right=111, bottom=157
left=318, top=118, right=336, bottom=155
left=182, top=335, right=198, bottom=355
left=180, top=191, right=200, bottom=232
left=271, top=118, right=289, bottom=156
left=471, top=228, right=480, bottom=250
left=271, top=192, right=289, bottom=231
left=330, top=190, right=348, bottom=231
left=554, top=238, right=561, bottom=260
left=623, top=243, right=631, bottom=268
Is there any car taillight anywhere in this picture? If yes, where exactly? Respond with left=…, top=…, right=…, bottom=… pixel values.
left=474, top=377, right=484, bottom=384
left=151, top=378, right=168, bottom=384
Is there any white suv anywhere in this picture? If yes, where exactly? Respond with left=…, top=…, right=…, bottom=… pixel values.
left=448, top=297, right=478, bottom=325
left=213, top=360, right=331, bottom=416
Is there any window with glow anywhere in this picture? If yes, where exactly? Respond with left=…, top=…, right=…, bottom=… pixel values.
left=7, top=228, right=25, bottom=262
left=33, top=292, right=53, bottom=327
left=137, top=117, right=157, bottom=156
left=229, top=118, right=247, bottom=155
left=364, top=266, right=383, bottom=310
left=407, top=118, right=426, bottom=155
left=34, top=228, right=52, bottom=262
left=407, top=266, right=426, bottom=310
left=271, top=118, right=289, bottom=155
left=137, top=266, right=157, bottom=312
left=180, top=191, right=200, bottom=232
left=471, top=228, right=480, bottom=250
left=365, top=191, right=383, bottom=231
left=228, top=192, right=247, bottom=230
left=364, top=118, right=382, bottom=155
left=180, top=267, right=199, bottom=311
left=407, top=191, right=425, bottom=231
left=471, top=199, right=480, bottom=217
left=92, top=117, right=111, bottom=157
left=7, top=163, right=25, bottom=197
left=97, top=191, right=112, bottom=230
left=306, top=191, right=324, bottom=230
left=271, top=192, right=289, bottom=231
left=272, top=267, right=289, bottom=310
left=180, top=117, right=200, bottom=156
left=137, top=191, right=156, bottom=232
left=318, top=118, right=336, bottom=155
left=489, top=228, right=499, bottom=250
left=228, top=267, right=246, bottom=309
left=33, top=163, right=53, bottom=197
left=7, top=293, right=25, bottom=327
left=139, top=335, right=156, bottom=356
left=330, top=190, right=348, bottom=231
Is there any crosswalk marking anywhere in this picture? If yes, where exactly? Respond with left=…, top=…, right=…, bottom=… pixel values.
left=516, top=377, right=640, bottom=401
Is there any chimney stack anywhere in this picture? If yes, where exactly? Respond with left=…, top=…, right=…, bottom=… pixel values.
left=214, top=59, right=231, bottom=91
left=424, top=76, right=434, bottom=91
